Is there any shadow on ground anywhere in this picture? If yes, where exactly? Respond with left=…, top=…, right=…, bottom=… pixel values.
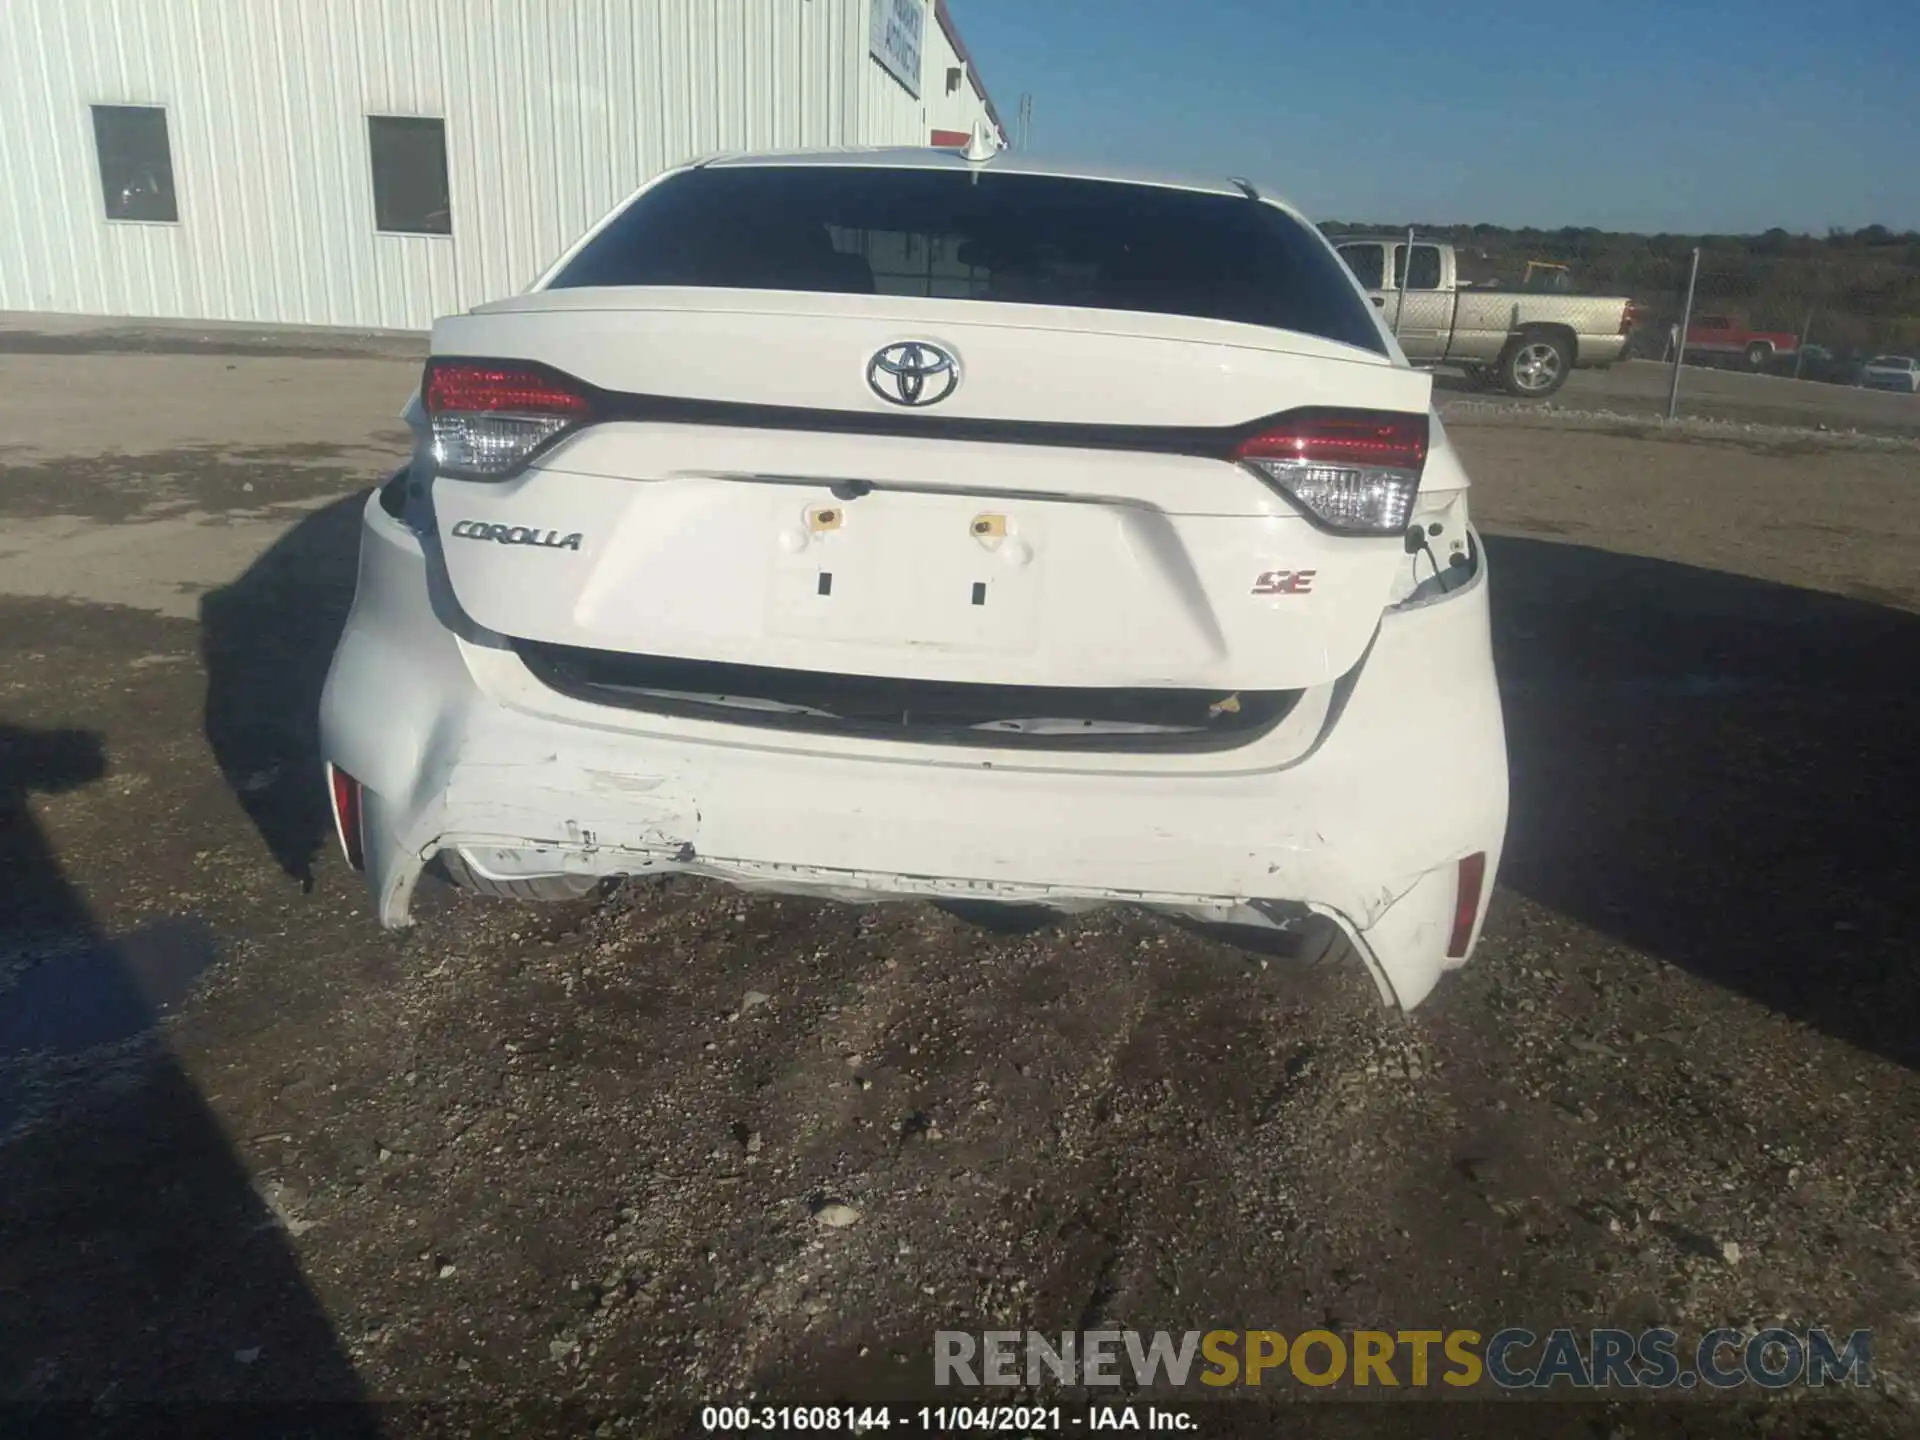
left=1431, top=371, right=1494, bottom=397
left=0, top=722, right=371, bottom=1414
left=1487, top=534, right=1920, bottom=1070
left=201, top=493, right=365, bottom=889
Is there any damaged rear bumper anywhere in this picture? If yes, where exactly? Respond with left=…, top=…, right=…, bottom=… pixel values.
left=320, top=492, right=1508, bottom=1010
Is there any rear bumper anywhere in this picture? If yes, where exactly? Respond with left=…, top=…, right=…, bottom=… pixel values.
left=320, top=492, right=1509, bottom=1010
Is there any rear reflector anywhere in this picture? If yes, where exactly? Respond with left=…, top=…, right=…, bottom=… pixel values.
left=1446, top=851, right=1488, bottom=958
left=423, top=360, right=592, bottom=479
left=1233, top=410, right=1427, bottom=535
left=327, top=763, right=365, bottom=873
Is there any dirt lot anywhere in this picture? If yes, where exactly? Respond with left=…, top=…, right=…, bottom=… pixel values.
left=2, top=328, right=1919, bottom=1437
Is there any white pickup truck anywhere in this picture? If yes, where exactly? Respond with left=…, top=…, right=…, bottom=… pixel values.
left=1334, top=237, right=1638, bottom=399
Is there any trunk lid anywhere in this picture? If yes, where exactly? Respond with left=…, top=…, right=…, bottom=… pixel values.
left=425, top=292, right=1432, bottom=694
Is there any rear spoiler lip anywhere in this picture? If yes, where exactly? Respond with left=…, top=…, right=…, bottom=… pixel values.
left=469, top=285, right=1393, bottom=368
left=421, top=353, right=1427, bottom=465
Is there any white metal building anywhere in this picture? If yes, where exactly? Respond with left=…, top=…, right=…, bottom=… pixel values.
left=0, top=0, right=1004, bottom=330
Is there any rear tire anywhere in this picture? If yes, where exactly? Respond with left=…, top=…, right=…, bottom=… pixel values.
left=1291, top=916, right=1354, bottom=968
left=1178, top=913, right=1354, bottom=967
left=1499, top=330, right=1573, bottom=398
left=1744, top=341, right=1772, bottom=370
left=436, top=850, right=604, bottom=903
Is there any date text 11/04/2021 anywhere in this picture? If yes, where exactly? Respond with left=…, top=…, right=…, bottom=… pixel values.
left=701, top=1406, right=1194, bottom=1432
left=695, top=1327, right=1875, bottom=1429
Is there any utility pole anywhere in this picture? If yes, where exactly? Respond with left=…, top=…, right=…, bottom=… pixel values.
left=1392, top=227, right=1414, bottom=337
left=1016, top=93, right=1032, bottom=150
left=1666, top=246, right=1701, bottom=421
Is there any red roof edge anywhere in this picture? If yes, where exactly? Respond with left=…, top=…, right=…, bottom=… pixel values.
left=933, top=0, right=1006, bottom=141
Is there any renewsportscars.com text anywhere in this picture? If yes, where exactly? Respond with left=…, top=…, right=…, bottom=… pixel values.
left=934, top=1327, right=1873, bottom=1390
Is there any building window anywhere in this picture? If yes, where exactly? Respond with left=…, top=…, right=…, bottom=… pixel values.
left=91, top=104, right=178, bottom=223
left=367, top=116, right=451, bottom=235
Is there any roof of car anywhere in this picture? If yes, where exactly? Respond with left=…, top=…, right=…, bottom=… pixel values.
left=699, top=145, right=1261, bottom=201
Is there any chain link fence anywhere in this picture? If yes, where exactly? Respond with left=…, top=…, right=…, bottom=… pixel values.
left=1322, top=222, right=1920, bottom=419
left=1583, top=235, right=1920, bottom=386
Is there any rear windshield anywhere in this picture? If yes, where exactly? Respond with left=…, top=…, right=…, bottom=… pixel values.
left=548, top=165, right=1386, bottom=354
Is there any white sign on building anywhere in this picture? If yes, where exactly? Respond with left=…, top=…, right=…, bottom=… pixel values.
left=869, top=0, right=925, bottom=97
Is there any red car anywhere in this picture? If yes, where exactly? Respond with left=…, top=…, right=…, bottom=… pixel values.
left=1686, top=314, right=1799, bottom=369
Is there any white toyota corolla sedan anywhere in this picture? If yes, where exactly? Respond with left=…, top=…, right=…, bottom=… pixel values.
left=319, top=141, right=1509, bottom=1011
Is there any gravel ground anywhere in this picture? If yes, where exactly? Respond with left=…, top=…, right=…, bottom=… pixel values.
left=1, top=331, right=1917, bottom=1437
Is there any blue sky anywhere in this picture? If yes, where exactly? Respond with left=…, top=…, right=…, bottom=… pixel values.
left=952, top=0, right=1919, bottom=234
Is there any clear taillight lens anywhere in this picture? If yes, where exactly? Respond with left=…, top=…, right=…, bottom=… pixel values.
left=423, top=361, right=592, bottom=479
left=1232, top=410, right=1428, bottom=535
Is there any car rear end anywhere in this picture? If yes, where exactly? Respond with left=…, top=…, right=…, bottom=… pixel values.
left=319, top=153, right=1508, bottom=1010
left=1861, top=357, right=1920, bottom=393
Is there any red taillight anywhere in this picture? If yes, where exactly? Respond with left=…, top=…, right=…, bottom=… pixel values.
left=1620, top=302, right=1642, bottom=336
left=1234, top=412, right=1429, bottom=469
left=1446, top=851, right=1488, bottom=958
left=424, top=362, right=591, bottom=416
left=328, top=763, right=365, bottom=873
left=422, top=360, right=592, bottom=479
left=1232, top=409, right=1428, bottom=535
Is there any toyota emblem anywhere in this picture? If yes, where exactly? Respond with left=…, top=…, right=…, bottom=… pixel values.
left=866, top=341, right=960, bottom=407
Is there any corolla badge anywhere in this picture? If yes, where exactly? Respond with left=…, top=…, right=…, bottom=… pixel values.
left=450, top=520, right=583, bottom=551
left=867, top=341, right=961, bottom=407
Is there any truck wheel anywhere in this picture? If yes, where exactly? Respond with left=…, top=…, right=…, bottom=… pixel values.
left=1499, top=331, right=1572, bottom=398
left=436, top=850, right=604, bottom=902
left=1744, top=342, right=1772, bottom=370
